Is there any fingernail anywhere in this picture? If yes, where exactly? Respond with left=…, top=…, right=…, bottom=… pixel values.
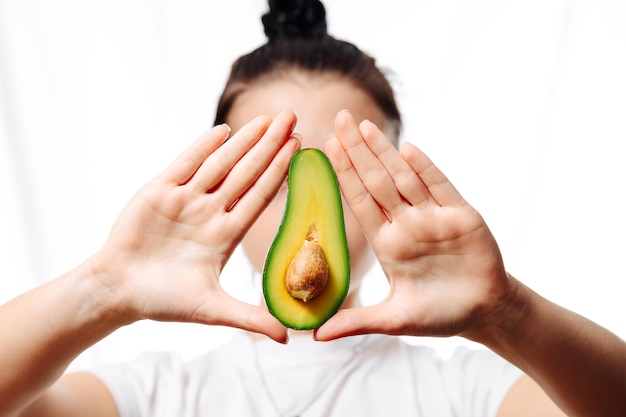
left=291, top=132, right=303, bottom=142
left=290, top=114, right=298, bottom=133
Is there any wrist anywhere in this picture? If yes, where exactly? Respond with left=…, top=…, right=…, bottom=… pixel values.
left=463, top=273, right=533, bottom=357
left=82, top=254, right=139, bottom=329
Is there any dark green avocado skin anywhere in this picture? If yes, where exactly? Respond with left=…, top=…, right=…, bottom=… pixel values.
left=262, top=148, right=350, bottom=330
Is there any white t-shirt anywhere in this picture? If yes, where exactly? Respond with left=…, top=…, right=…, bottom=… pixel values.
left=91, top=332, right=523, bottom=417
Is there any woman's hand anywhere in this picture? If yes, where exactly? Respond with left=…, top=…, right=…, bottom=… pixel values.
left=315, top=110, right=512, bottom=341
left=92, top=110, right=300, bottom=343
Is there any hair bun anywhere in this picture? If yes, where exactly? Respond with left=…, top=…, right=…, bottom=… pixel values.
left=262, top=0, right=327, bottom=42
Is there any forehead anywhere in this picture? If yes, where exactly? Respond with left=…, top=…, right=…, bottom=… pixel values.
left=226, top=71, right=391, bottom=149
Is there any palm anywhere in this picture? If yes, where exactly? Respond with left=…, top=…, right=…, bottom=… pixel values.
left=93, top=112, right=300, bottom=342
left=317, top=111, right=509, bottom=340
left=101, top=181, right=235, bottom=322
left=372, top=204, right=503, bottom=336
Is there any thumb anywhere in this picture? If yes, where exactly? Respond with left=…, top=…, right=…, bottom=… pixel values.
left=314, top=303, right=398, bottom=341
left=198, top=295, right=289, bottom=344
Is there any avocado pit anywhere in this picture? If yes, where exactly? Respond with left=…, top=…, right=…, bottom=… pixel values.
left=284, top=228, right=329, bottom=302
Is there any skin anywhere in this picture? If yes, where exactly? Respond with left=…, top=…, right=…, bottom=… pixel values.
left=0, top=112, right=300, bottom=417
left=1, top=70, right=625, bottom=417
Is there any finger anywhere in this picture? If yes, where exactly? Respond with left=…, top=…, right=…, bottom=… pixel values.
left=359, top=120, right=432, bottom=208
left=325, top=135, right=389, bottom=235
left=228, top=135, right=301, bottom=229
left=189, top=114, right=280, bottom=193
left=334, top=110, right=405, bottom=216
left=217, top=110, right=298, bottom=210
left=160, top=124, right=231, bottom=185
left=313, top=303, right=402, bottom=341
left=400, top=142, right=466, bottom=207
left=199, top=294, right=288, bottom=344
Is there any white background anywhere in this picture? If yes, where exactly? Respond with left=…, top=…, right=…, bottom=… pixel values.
left=1, top=0, right=625, bottom=368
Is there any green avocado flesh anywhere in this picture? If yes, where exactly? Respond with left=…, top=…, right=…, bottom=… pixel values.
left=262, top=148, right=350, bottom=330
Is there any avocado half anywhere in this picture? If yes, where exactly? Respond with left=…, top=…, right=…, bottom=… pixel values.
left=262, top=148, right=350, bottom=330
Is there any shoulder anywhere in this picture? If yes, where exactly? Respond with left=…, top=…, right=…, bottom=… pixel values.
left=384, top=337, right=524, bottom=417
left=430, top=344, right=524, bottom=417
left=395, top=337, right=522, bottom=378
left=88, top=335, right=250, bottom=417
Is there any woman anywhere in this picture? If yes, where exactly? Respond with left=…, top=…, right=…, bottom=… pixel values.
left=1, top=1, right=624, bottom=416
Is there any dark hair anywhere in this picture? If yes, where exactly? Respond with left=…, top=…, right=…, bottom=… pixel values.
left=213, top=0, right=402, bottom=143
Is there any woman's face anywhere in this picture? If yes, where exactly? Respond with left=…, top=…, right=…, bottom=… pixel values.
left=226, top=71, right=394, bottom=297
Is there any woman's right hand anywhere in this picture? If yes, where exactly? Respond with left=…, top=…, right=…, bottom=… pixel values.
left=91, top=110, right=300, bottom=343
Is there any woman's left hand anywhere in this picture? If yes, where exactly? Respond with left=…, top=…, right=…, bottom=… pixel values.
left=315, top=110, right=513, bottom=341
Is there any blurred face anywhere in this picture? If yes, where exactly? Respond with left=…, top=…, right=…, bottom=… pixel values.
left=226, top=71, right=394, bottom=299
